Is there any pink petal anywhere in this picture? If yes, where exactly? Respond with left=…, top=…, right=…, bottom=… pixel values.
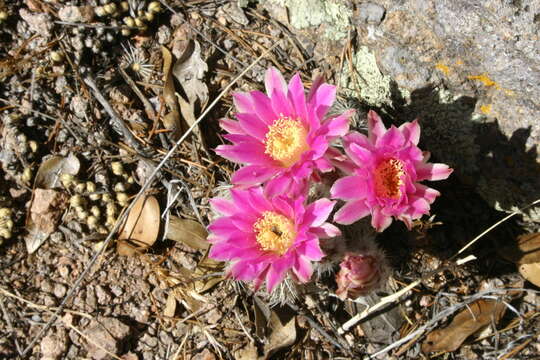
left=303, top=198, right=335, bottom=227
left=266, top=257, right=291, bottom=292
left=230, top=214, right=256, bottom=232
left=231, top=260, right=264, bottom=281
left=209, top=242, right=234, bottom=260
left=272, top=196, right=295, bottom=219
left=252, top=267, right=267, bottom=291
left=293, top=255, right=313, bottom=283
left=227, top=246, right=265, bottom=260
left=371, top=206, right=393, bottom=232
left=414, top=183, right=440, bottom=204
left=232, top=165, right=277, bottom=186
left=331, top=175, right=368, bottom=200
left=416, top=162, right=453, bottom=181
left=314, top=157, right=334, bottom=172
left=307, top=75, right=324, bottom=101
left=320, top=110, right=353, bottom=137
left=264, top=174, right=292, bottom=197
left=310, top=223, right=341, bottom=238
left=232, top=92, right=254, bottom=113
left=287, top=74, right=308, bottom=123
left=344, top=131, right=371, bottom=148
left=247, top=187, right=273, bottom=214
left=210, top=243, right=260, bottom=261
left=289, top=179, right=310, bottom=199
left=308, top=135, right=329, bottom=158
left=331, top=155, right=357, bottom=174
left=312, top=83, right=336, bottom=120
left=223, top=134, right=257, bottom=143
left=215, top=143, right=271, bottom=165
left=334, top=200, right=370, bottom=225
left=231, top=188, right=254, bottom=212
left=376, top=125, right=405, bottom=149
left=399, top=119, right=420, bottom=145
left=236, top=112, right=268, bottom=141
left=208, top=217, right=237, bottom=235
left=265, top=67, right=288, bottom=96
left=298, top=237, right=324, bottom=260
left=367, top=110, right=386, bottom=144
left=250, top=91, right=277, bottom=125
left=219, top=118, right=243, bottom=134
left=398, top=214, right=413, bottom=230
left=408, top=196, right=430, bottom=217
left=398, top=145, right=423, bottom=162
left=271, top=89, right=294, bottom=118
left=346, top=143, right=374, bottom=167
left=210, top=198, right=235, bottom=216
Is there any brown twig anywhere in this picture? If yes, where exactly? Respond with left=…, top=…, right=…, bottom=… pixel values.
left=0, top=294, right=22, bottom=356
left=118, top=66, right=156, bottom=121
left=83, top=75, right=148, bottom=156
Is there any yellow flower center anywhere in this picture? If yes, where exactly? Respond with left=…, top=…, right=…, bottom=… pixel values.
left=253, top=211, right=296, bottom=255
left=373, top=158, right=405, bottom=199
left=264, top=115, right=309, bottom=167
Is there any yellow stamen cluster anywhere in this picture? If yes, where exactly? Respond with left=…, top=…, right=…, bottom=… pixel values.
left=253, top=211, right=296, bottom=255
left=374, top=158, right=405, bottom=199
left=264, top=116, right=309, bottom=167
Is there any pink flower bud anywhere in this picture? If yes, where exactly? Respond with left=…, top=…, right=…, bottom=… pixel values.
left=335, top=252, right=385, bottom=299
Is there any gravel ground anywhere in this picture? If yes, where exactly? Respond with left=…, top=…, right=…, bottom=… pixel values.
left=0, top=1, right=539, bottom=359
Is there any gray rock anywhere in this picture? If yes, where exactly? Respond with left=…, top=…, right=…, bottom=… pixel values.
left=58, top=6, right=94, bottom=23
left=268, top=0, right=540, bottom=222
left=356, top=2, right=385, bottom=25
left=222, top=2, right=249, bottom=25
left=41, top=332, right=67, bottom=360
left=18, top=9, right=53, bottom=38
left=84, top=317, right=130, bottom=360
left=95, top=285, right=111, bottom=305
left=53, top=283, right=67, bottom=298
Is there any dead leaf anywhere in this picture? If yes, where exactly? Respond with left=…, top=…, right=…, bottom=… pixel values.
left=117, top=195, right=160, bottom=256
left=234, top=343, right=258, bottom=360
left=422, top=299, right=507, bottom=353
left=192, top=254, right=224, bottom=294
left=34, top=154, right=80, bottom=189
left=519, top=262, right=540, bottom=287
left=161, top=46, right=183, bottom=139
left=264, top=308, right=296, bottom=359
left=25, top=189, right=68, bottom=253
left=172, top=39, right=208, bottom=145
left=499, top=232, right=540, bottom=265
left=166, top=216, right=208, bottom=251
left=163, top=292, right=177, bottom=318
left=156, top=266, right=206, bottom=313
left=253, top=295, right=271, bottom=339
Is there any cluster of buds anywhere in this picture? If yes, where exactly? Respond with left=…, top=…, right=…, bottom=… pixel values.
left=0, top=208, right=14, bottom=243
left=95, top=1, right=163, bottom=36
left=61, top=161, right=136, bottom=234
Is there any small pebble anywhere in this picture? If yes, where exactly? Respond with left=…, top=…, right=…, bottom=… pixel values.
left=54, top=283, right=67, bottom=298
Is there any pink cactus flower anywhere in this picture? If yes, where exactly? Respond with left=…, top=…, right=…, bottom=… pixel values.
left=216, top=67, right=352, bottom=197
left=331, top=111, right=453, bottom=231
left=335, top=252, right=386, bottom=299
left=207, top=186, right=341, bottom=292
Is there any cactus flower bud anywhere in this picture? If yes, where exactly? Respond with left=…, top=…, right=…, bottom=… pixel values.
left=335, top=252, right=385, bottom=299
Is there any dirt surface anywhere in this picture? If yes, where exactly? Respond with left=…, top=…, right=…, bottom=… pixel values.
left=0, top=1, right=539, bottom=359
